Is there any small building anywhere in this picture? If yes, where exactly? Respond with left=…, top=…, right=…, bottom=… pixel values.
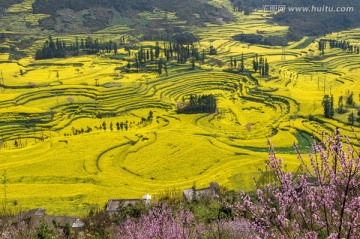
left=183, top=182, right=220, bottom=202
left=72, top=218, right=85, bottom=229
left=14, top=208, right=46, bottom=225
left=106, top=194, right=152, bottom=213
left=106, top=199, right=142, bottom=213
left=29, top=215, right=82, bottom=229
left=13, top=208, right=85, bottom=231
left=294, top=176, right=319, bottom=193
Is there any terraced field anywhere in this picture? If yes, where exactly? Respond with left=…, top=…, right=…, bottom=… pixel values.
left=0, top=2, right=359, bottom=215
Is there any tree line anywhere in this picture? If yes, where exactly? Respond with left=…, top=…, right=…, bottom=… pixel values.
left=35, top=35, right=119, bottom=60
left=233, top=33, right=288, bottom=47
left=322, top=91, right=360, bottom=125
left=318, top=39, right=360, bottom=54
left=134, top=42, right=202, bottom=65
left=128, top=40, right=208, bottom=75
left=252, top=54, right=269, bottom=77
left=177, top=94, right=217, bottom=114
left=229, top=53, right=245, bottom=72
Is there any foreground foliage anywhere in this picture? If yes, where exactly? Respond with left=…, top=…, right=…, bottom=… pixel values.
left=233, top=129, right=360, bottom=239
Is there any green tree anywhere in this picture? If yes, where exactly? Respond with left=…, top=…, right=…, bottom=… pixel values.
left=329, top=95, right=334, bottom=118
left=338, top=95, right=344, bottom=113
left=148, top=110, right=154, bottom=121
left=346, top=91, right=355, bottom=106
left=150, top=48, right=154, bottom=61
left=264, top=58, right=269, bottom=77
left=252, top=59, right=258, bottom=72
left=155, top=42, right=160, bottom=59
left=158, top=59, right=163, bottom=75
left=135, top=58, right=139, bottom=73
left=240, top=53, right=244, bottom=72
left=114, top=42, right=118, bottom=54
left=348, top=112, right=355, bottom=125
left=209, top=46, right=217, bottom=55
left=164, top=62, right=168, bottom=76
left=322, top=95, right=332, bottom=118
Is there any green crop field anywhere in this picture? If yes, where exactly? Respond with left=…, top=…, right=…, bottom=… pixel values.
left=0, top=2, right=359, bottom=216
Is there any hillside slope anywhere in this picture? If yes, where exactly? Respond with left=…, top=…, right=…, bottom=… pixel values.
left=0, top=0, right=23, bottom=14
left=32, top=0, right=235, bottom=33
left=232, top=0, right=360, bottom=39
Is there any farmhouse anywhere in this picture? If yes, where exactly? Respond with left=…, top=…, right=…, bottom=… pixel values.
left=14, top=208, right=46, bottom=225
left=182, top=182, right=220, bottom=202
left=106, top=194, right=152, bottom=213
left=14, top=208, right=85, bottom=230
left=294, top=176, right=320, bottom=193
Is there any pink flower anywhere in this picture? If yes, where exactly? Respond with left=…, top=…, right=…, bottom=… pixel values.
left=232, top=130, right=360, bottom=239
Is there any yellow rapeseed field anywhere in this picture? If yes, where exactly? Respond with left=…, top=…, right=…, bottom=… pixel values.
left=0, top=9, right=359, bottom=215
